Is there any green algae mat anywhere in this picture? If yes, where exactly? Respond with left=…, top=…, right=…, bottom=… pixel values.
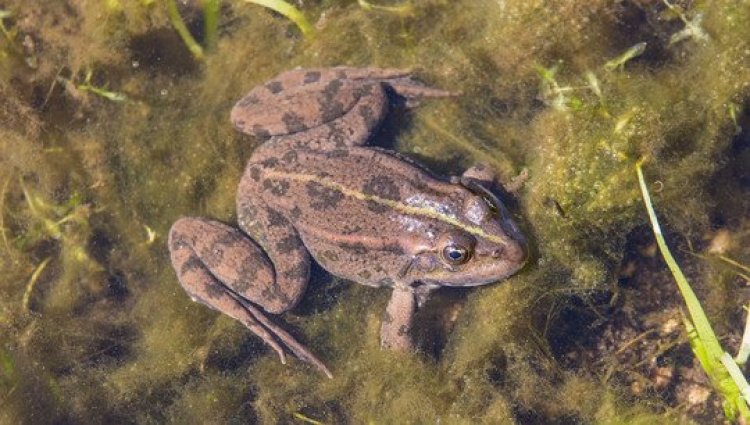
left=2, top=1, right=750, bottom=423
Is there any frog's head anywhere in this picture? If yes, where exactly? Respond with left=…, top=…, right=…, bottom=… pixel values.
left=404, top=182, right=528, bottom=287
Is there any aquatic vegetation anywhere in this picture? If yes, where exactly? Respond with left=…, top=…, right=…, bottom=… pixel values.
left=242, top=0, right=314, bottom=37
left=58, top=69, right=128, bottom=102
left=166, top=0, right=205, bottom=60
left=0, top=0, right=748, bottom=422
left=638, top=161, right=750, bottom=421
left=358, top=0, right=414, bottom=17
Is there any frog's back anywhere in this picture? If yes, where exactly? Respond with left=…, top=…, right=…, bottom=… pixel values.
left=241, top=147, right=467, bottom=286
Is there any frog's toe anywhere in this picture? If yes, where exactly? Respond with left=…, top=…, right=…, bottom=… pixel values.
left=384, top=78, right=460, bottom=104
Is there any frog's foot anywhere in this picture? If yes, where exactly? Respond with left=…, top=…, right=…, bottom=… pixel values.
left=382, top=76, right=460, bottom=107
left=228, top=293, right=334, bottom=379
left=459, top=163, right=529, bottom=194
left=169, top=218, right=333, bottom=378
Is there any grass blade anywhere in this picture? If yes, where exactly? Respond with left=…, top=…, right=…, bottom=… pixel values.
left=242, top=0, right=314, bottom=38
left=637, top=160, right=750, bottom=420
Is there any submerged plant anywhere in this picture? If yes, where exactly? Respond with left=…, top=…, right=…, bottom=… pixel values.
left=358, top=0, right=414, bottom=17
left=638, top=161, right=750, bottom=421
left=242, top=0, right=314, bottom=37
left=57, top=69, right=127, bottom=102
left=167, top=0, right=205, bottom=60
left=168, top=0, right=314, bottom=60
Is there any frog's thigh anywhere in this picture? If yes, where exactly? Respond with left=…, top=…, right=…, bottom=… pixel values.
left=236, top=183, right=311, bottom=312
left=169, top=217, right=304, bottom=315
left=380, top=286, right=417, bottom=351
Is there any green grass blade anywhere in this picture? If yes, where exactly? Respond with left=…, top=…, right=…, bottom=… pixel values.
left=636, top=161, right=724, bottom=364
left=721, top=353, right=750, bottom=404
left=736, top=305, right=750, bottom=365
left=242, top=0, right=314, bottom=38
left=203, top=0, right=220, bottom=51
left=167, top=0, right=205, bottom=60
left=637, top=160, right=750, bottom=420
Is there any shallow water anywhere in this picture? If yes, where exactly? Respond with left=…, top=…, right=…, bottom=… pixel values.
left=1, top=1, right=749, bottom=423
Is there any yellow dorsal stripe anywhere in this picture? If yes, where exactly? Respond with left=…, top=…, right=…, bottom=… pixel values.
left=265, top=170, right=508, bottom=245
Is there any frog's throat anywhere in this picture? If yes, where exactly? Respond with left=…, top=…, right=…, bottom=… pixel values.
left=264, top=170, right=510, bottom=246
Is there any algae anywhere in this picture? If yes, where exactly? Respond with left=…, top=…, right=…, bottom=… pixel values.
left=1, top=0, right=749, bottom=423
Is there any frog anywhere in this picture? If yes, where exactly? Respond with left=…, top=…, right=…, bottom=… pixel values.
left=168, top=67, right=528, bottom=378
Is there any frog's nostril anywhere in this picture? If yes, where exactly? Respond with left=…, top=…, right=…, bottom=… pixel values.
left=491, top=248, right=503, bottom=258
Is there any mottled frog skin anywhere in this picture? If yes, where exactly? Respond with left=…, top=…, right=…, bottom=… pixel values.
left=168, top=67, right=527, bottom=378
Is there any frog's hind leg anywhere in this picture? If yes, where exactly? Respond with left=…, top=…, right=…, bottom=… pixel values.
left=231, top=67, right=456, bottom=146
left=168, top=218, right=332, bottom=378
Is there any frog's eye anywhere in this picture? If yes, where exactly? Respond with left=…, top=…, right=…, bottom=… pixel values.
left=437, top=231, right=476, bottom=266
left=442, top=245, right=472, bottom=265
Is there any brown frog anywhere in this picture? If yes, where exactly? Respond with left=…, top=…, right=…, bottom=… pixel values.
left=168, top=67, right=527, bottom=378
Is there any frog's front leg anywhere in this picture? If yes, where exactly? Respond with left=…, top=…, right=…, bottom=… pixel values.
left=168, top=218, right=332, bottom=378
left=380, top=284, right=437, bottom=351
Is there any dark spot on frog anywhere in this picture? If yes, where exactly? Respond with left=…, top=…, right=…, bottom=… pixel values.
left=325, top=122, right=347, bottom=146
left=340, top=242, right=368, bottom=255
left=322, top=79, right=343, bottom=99
left=303, top=71, right=321, bottom=84
left=321, top=250, right=340, bottom=263
left=281, top=150, right=298, bottom=163
left=236, top=95, right=259, bottom=107
left=353, top=83, right=374, bottom=98
left=289, top=206, right=302, bottom=220
left=410, top=177, right=429, bottom=192
left=248, top=166, right=262, bottom=182
left=214, top=230, right=243, bottom=248
left=366, top=200, right=390, bottom=214
left=260, top=157, right=279, bottom=168
left=358, top=104, right=379, bottom=129
left=276, top=234, right=302, bottom=254
left=282, top=111, right=308, bottom=133
left=363, top=175, right=401, bottom=201
left=265, top=80, right=283, bottom=94
left=263, top=179, right=290, bottom=196
left=232, top=262, right=259, bottom=293
left=357, top=269, right=372, bottom=280
left=397, top=324, right=409, bottom=336
left=204, top=279, right=227, bottom=300
left=261, top=283, right=292, bottom=306
left=341, top=223, right=362, bottom=235
left=251, top=124, right=271, bottom=139
left=169, top=231, right=189, bottom=252
left=305, top=181, right=344, bottom=210
left=282, top=263, right=308, bottom=281
left=382, top=243, right=405, bottom=255
left=179, top=255, right=204, bottom=277
left=266, top=208, right=288, bottom=227
left=320, top=100, right=346, bottom=124
left=237, top=202, right=257, bottom=223
left=327, top=149, right=349, bottom=158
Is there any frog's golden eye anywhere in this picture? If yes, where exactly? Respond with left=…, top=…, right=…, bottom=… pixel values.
left=441, top=244, right=472, bottom=265
left=437, top=231, right=476, bottom=266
